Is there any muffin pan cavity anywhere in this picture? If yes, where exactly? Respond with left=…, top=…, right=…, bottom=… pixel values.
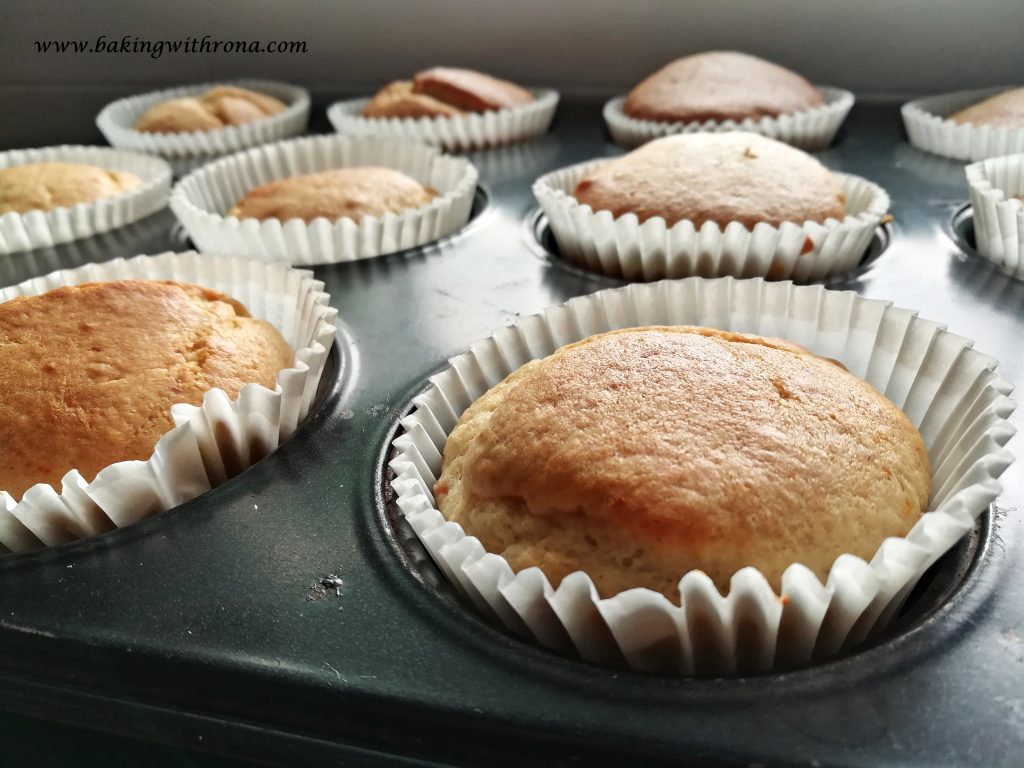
left=951, top=202, right=980, bottom=256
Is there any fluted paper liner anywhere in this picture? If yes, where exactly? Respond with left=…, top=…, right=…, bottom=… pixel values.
left=0, top=146, right=172, bottom=255
left=170, top=135, right=479, bottom=265
left=603, top=86, right=854, bottom=150
left=326, top=90, right=560, bottom=151
left=96, top=79, right=310, bottom=158
left=902, top=86, right=1024, bottom=162
left=533, top=160, right=889, bottom=282
left=965, top=155, right=1024, bottom=279
left=0, top=251, right=337, bottom=554
left=389, top=278, right=1015, bottom=675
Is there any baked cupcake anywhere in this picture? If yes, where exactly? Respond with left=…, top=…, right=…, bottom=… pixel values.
left=96, top=81, right=310, bottom=162
left=573, top=132, right=845, bottom=228
left=0, top=147, right=172, bottom=256
left=434, top=326, right=930, bottom=597
left=624, top=51, right=823, bottom=124
left=0, top=251, right=337, bottom=554
left=170, top=134, right=478, bottom=265
left=605, top=51, right=853, bottom=149
left=328, top=70, right=559, bottom=150
left=901, top=86, right=1024, bottom=161
left=227, top=167, right=437, bottom=223
left=0, top=162, right=142, bottom=214
left=533, top=132, right=887, bottom=282
left=0, top=280, right=293, bottom=500
left=362, top=68, right=534, bottom=118
left=949, top=87, right=1024, bottom=129
left=134, top=86, right=286, bottom=133
left=390, top=279, right=1014, bottom=674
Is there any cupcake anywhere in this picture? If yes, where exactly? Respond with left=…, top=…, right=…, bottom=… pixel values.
left=0, top=146, right=171, bottom=255
left=902, top=86, right=1024, bottom=161
left=0, top=251, right=336, bottom=553
left=134, top=85, right=286, bottom=133
left=0, top=162, right=142, bottom=214
left=0, top=280, right=292, bottom=500
left=96, top=80, right=310, bottom=160
left=227, top=167, right=437, bottom=223
left=170, top=135, right=478, bottom=265
left=624, top=51, right=823, bottom=124
left=533, top=132, right=888, bottom=282
left=435, top=327, right=930, bottom=597
left=604, top=51, right=854, bottom=149
left=390, top=279, right=1015, bottom=674
left=362, top=68, right=535, bottom=118
left=327, top=68, right=559, bottom=151
left=949, top=87, right=1024, bottom=129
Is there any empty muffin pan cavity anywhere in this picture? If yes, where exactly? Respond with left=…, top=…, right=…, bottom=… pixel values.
left=951, top=203, right=980, bottom=255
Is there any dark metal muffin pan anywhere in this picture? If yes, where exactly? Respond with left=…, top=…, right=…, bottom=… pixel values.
left=1, top=97, right=1022, bottom=768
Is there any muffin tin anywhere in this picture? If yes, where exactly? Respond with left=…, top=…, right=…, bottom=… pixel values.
left=1, top=97, right=1022, bottom=767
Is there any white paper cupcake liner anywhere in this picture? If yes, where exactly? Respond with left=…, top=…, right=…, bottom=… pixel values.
left=603, top=86, right=854, bottom=150
left=0, top=251, right=337, bottom=554
left=389, top=278, right=1015, bottom=675
left=902, top=86, right=1024, bottom=162
left=326, top=89, right=560, bottom=151
left=533, top=159, right=889, bottom=282
left=0, top=146, right=172, bottom=256
left=965, top=155, right=1024, bottom=278
left=96, top=79, right=311, bottom=158
left=170, top=135, right=479, bottom=265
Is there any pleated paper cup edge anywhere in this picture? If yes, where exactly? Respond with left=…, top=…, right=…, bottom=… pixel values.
left=0, top=250, right=336, bottom=554
left=0, top=145, right=173, bottom=255
left=901, top=86, right=1024, bottom=161
left=387, top=277, right=1015, bottom=673
left=169, top=134, right=480, bottom=265
left=602, top=85, right=855, bottom=149
left=964, top=155, right=1024, bottom=277
left=326, top=89, right=560, bottom=150
left=531, top=157, right=889, bottom=281
left=96, top=79, right=311, bottom=158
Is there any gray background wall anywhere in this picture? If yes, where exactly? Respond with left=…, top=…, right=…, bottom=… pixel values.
left=3, top=0, right=1023, bottom=96
left=2, top=0, right=1023, bottom=147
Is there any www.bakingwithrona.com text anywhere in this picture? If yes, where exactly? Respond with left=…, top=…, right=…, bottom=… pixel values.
left=34, top=36, right=308, bottom=58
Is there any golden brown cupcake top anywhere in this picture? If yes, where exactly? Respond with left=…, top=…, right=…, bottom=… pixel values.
left=0, top=162, right=143, bottom=215
left=436, top=327, right=931, bottom=597
left=134, top=85, right=286, bottom=133
left=228, top=166, right=437, bottom=223
left=949, top=87, right=1024, bottom=129
left=572, top=132, right=845, bottom=229
left=361, top=67, right=534, bottom=118
left=0, top=280, right=293, bottom=499
left=624, top=51, right=824, bottom=124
